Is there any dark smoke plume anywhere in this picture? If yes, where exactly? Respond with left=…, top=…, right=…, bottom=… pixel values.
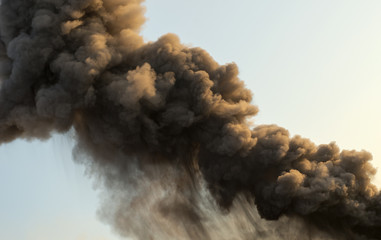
left=0, top=0, right=380, bottom=239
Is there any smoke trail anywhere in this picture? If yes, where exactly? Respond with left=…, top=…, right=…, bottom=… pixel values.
left=0, top=0, right=380, bottom=239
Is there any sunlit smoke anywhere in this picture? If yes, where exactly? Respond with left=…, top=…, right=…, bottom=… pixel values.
left=0, top=0, right=380, bottom=239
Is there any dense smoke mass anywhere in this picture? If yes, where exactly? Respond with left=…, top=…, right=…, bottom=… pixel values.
left=0, top=0, right=380, bottom=239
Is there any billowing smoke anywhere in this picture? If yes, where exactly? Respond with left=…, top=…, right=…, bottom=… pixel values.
left=0, top=0, right=380, bottom=239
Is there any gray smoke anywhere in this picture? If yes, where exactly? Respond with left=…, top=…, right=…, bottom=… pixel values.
left=0, top=0, right=380, bottom=239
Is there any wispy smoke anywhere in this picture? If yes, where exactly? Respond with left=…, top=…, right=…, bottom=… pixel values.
left=0, top=0, right=380, bottom=239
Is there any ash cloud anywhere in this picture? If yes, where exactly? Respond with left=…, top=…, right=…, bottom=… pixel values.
left=0, top=0, right=380, bottom=239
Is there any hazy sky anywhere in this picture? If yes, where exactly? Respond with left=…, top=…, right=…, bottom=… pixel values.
left=1, top=1, right=381, bottom=239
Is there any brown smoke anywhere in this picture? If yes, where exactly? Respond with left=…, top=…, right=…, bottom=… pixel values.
left=0, top=0, right=380, bottom=239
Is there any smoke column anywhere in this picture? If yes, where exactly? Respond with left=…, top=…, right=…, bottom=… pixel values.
left=0, top=0, right=380, bottom=239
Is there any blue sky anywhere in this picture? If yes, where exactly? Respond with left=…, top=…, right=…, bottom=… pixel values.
left=1, top=1, right=381, bottom=239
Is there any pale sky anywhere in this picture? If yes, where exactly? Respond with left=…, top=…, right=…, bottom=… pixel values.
left=1, top=1, right=381, bottom=239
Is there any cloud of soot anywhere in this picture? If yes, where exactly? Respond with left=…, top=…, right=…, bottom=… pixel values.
left=0, top=0, right=380, bottom=239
